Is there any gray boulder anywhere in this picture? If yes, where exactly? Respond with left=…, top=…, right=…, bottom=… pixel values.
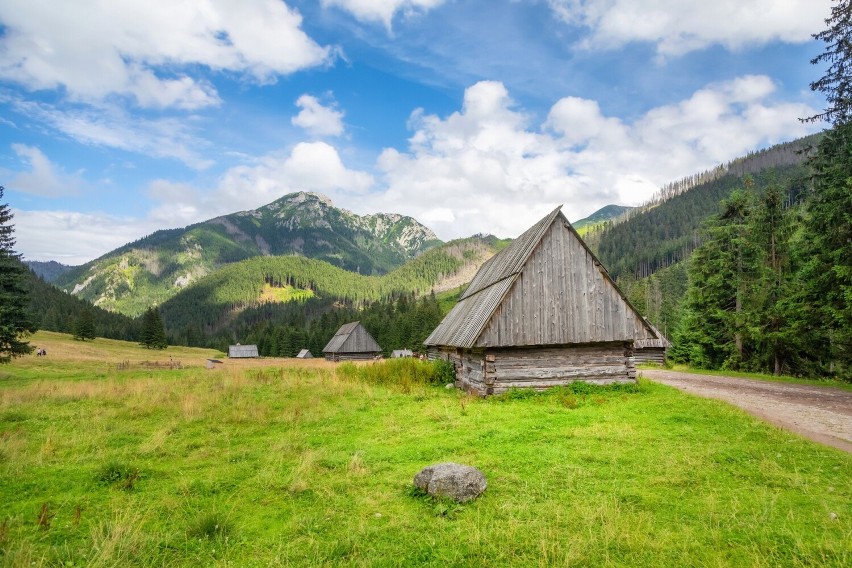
left=413, top=462, right=486, bottom=503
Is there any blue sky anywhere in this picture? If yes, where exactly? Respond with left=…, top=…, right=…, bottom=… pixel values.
left=0, top=0, right=829, bottom=264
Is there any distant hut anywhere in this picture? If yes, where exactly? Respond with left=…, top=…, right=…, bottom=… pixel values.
left=392, top=349, right=414, bottom=358
left=228, top=344, right=259, bottom=358
left=296, top=349, right=313, bottom=359
left=323, top=322, right=382, bottom=362
left=206, top=358, right=224, bottom=369
left=424, top=206, right=659, bottom=395
left=633, top=323, right=671, bottom=365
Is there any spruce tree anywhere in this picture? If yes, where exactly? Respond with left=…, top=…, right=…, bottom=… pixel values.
left=72, top=308, right=96, bottom=341
left=140, top=307, right=168, bottom=350
left=0, top=186, right=36, bottom=363
left=805, top=0, right=852, bottom=125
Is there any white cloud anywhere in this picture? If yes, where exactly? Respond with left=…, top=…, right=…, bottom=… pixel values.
left=371, top=77, right=818, bottom=240
left=13, top=209, right=156, bottom=265
left=12, top=77, right=821, bottom=263
left=9, top=98, right=213, bottom=169
left=147, top=141, right=374, bottom=228
left=7, top=144, right=83, bottom=197
left=0, top=0, right=332, bottom=109
left=549, top=0, right=829, bottom=56
left=322, top=0, right=445, bottom=28
left=292, top=94, right=345, bottom=137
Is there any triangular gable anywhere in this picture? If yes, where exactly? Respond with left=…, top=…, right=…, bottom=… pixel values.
left=323, top=321, right=381, bottom=354
left=425, top=206, right=657, bottom=348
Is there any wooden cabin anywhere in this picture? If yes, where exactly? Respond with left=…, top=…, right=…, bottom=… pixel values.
left=634, top=323, right=671, bottom=364
left=424, top=206, right=659, bottom=395
left=392, top=349, right=414, bottom=358
left=296, top=349, right=313, bottom=359
left=228, top=344, right=259, bottom=358
left=323, top=322, right=382, bottom=362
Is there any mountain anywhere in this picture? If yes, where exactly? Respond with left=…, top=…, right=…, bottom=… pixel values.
left=158, top=235, right=500, bottom=344
left=572, top=205, right=635, bottom=233
left=20, top=263, right=138, bottom=341
left=53, top=192, right=442, bottom=317
left=25, top=260, right=76, bottom=282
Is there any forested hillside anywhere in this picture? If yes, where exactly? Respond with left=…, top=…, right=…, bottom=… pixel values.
left=21, top=261, right=138, bottom=341
left=587, top=136, right=818, bottom=279
left=159, top=236, right=498, bottom=352
left=53, top=191, right=442, bottom=316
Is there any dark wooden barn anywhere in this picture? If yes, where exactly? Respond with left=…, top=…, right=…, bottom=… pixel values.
left=424, top=206, right=659, bottom=395
left=323, top=321, right=382, bottom=362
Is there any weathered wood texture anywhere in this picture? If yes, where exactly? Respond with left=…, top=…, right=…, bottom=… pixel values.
left=324, top=352, right=378, bottom=362
left=477, top=220, right=653, bottom=348
left=323, top=321, right=381, bottom=357
left=634, top=347, right=666, bottom=364
left=454, top=344, right=636, bottom=395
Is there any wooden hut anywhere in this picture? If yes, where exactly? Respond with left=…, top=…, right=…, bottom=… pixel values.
left=323, top=322, right=382, bottom=362
left=424, top=206, right=659, bottom=395
left=228, top=344, right=259, bottom=358
left=296, top=349, right=313, bottom=359
left=634, top=323, right=671, bottom=364
left=392, top=349, right=414, bottom=358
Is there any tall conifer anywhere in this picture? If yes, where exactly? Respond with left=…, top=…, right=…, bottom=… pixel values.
left=0, top=186, right=36, bottom=363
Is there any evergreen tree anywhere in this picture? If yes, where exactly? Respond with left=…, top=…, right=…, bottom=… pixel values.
left=72, top=308, right=96, bottom=341
left=670, top=189, right=760, bottom=369
left=140, top=307, right=168, bottom=349
left=805, top=0, right=852, bottom=125
left=0, top=186, right=36, bottom=363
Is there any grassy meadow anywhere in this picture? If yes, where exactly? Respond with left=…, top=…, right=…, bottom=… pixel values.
left=0, top=332, right=850, bottom=567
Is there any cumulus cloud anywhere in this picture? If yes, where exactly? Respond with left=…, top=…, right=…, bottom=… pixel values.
left=292, top=94, right=345, bottom=137
left=7, top=144, right=83, bottom=197
left=371, top=77, right=818, bottom=240
left=322, top=0, right=445, bottom=28
left=0, top=0, right=332, bottom=108
left=146, top=141, right=374, bottom=228
left=549, top=0, right=829, bottom=56
left=12, top=77, right=820, bottom=262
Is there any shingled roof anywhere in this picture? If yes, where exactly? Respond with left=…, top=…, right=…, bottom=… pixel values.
left=323, top=321, right=381, bottom=354
left=424, top=206, right=657, bottom=349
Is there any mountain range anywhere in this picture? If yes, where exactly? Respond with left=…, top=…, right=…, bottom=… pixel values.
left=50, top=191, right=441, bottom=316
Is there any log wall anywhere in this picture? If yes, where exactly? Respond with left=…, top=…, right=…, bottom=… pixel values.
left=455, top=343, right=636, bottom=395
left=634, top=347, right=666, bottom=365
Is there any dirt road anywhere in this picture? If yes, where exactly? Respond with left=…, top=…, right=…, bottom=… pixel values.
left=642, top=369, right=852, bottom=454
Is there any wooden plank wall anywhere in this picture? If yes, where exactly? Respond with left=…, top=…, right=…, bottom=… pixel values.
left=341, top=324, right=380, bottom=353
left=634, top=348, right=666, bottom=364
left=477, top=220, right=653, bottom=348
left=456, top=344, right=636, bottom=395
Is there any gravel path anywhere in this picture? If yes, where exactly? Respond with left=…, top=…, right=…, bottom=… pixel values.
left=642, top=369, right=852, bottom=454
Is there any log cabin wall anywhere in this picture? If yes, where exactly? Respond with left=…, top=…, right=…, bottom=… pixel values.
left=457, top=343, right=636, bottom=395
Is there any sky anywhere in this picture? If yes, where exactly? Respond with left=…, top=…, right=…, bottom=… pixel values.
left=0, top=0, right=831, bottom=264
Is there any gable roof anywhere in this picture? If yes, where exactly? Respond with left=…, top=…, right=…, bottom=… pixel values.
left=228, top=344, right=259, bottom=358
left=296, top=349, right=313, bottom=358
left=323, top=321, right=381, bottom=354
left=424, top=206, right=657, bottom=349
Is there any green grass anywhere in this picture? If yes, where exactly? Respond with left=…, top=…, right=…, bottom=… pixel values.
left=658, top=363, right=852, bottom=391
left=0, top=334, right=850, bottom=566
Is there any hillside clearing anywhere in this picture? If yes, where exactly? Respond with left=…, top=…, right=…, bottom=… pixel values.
left=0, top=333, right=849, bottom=566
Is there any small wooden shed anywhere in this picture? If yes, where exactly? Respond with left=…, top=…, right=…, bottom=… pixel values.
left=228, top=344, right=259, bottom=358
left=296, top=349, right=313, bottom=359
left=424, top=206, right=659, bottom=395
left=634, top=323, right=671, bottom=364
left=392, top=349, right=414, bottom=358
left=323, top=322, right=382, bottom=362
